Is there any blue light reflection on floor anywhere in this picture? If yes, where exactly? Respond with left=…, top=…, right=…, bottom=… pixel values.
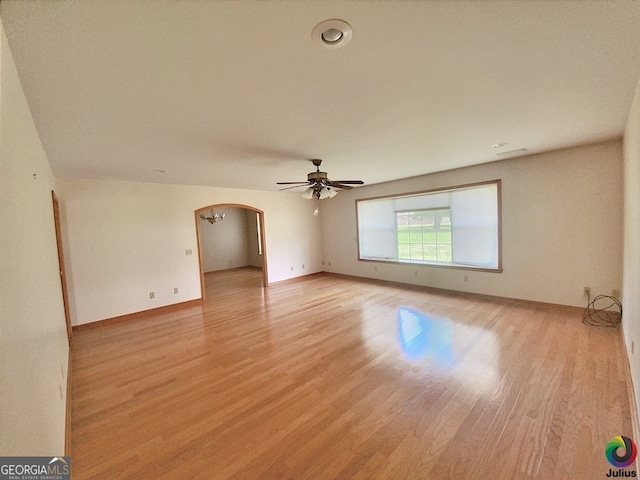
left=397, top=307, right=455, bottom=364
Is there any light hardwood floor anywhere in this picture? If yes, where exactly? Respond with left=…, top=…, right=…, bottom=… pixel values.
left=71, top=268, right=634, bottom=479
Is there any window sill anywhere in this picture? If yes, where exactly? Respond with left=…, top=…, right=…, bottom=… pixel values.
left=358, top=257, right=502, bottom=273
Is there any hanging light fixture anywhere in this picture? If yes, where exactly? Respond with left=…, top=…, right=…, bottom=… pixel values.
left=318, top=186, right=338, bottom=199
left=305, top=186, right=337, bottom=216
left=301, top=185, right=338, bottom=200
left=199, top=210, right=225, bottom=224
left=302, top=187, right=314, bottom=200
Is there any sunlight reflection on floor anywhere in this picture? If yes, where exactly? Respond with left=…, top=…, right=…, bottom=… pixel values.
left=397, top=306, right=455, bottom=364
left=360, top=303, right=501, bottom=396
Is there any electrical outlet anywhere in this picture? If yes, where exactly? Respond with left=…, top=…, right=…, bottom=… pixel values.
left=632, top=341, right=635, bottom=355
left=185, top=249, right=192, bottom=256
left=149, top=292, right=155, bottom=299
left=302, top=264, right=305, bottom=270
left=464, top=275, right=469, bottom=282
left=290, top=266, right=294, bottom=271
left=583, top=287, right=591, bottom=296
left=414, top=270, right=418, bottom=276
left=174, top=287, right=179, bottom=294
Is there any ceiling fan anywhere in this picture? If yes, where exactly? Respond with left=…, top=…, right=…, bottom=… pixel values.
left=277, top=159, right=364, bottom=199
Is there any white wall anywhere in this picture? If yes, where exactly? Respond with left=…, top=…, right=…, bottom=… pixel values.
left=623, top=77, right=640, bottom=423
left=200, top=207, right=254, bottom=272
left=0, top=21, right=69, bottom=455
left=58, top=179, right=323, bottom=325
left=321, top=140, right=623, bottom=307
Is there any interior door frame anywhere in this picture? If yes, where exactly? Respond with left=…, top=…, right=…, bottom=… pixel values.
left=51, top=190, right=73, bottom=344
left=195, top=203, right=268, bottom=301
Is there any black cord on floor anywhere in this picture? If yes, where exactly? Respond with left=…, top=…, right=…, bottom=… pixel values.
left=582, top=294, right=622, bottom=327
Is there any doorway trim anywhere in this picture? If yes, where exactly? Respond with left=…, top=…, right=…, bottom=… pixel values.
left=195, top=203, right=268, bottom=301
left=51, top=191, right=73, bottom=344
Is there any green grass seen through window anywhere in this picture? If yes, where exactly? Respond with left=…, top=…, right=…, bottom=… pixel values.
left=396, top=211, right=452, bottom=262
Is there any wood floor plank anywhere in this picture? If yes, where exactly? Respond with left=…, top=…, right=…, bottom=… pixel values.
left=70, top=268, right=635, bottom=479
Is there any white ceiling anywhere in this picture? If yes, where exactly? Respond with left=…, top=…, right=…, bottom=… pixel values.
left=2, top=0, right=639, bottom=192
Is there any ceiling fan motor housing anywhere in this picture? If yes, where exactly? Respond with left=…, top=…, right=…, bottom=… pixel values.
left=308, top=171, right=328, bottom=183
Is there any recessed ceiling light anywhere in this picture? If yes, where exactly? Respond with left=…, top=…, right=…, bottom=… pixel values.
left=492, top=143, right=508, bottom=148
left=312, top=19, right=352, bottom=49
left=322, top=28, right=343, bottom=43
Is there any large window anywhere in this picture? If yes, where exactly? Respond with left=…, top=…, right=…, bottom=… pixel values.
left=357, top=180, right=501, bottom=271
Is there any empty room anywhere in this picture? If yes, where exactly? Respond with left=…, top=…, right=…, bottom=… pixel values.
left=2, top=1, right=640, bottom=479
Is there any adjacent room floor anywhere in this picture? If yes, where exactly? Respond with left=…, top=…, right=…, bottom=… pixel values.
left=70, top=268, right=633, bottom=479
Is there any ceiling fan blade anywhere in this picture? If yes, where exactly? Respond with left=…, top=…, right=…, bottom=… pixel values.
left=328, top=182, right=354, bottom=190
left=331, top=180, right=364, bottom=184
left=279, top=183, right=312, bottom=191
left=277, top=181, right=310, bottom=185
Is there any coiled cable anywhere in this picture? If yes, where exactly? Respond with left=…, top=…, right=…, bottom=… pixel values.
left=582, top=293, right=622, bottom=327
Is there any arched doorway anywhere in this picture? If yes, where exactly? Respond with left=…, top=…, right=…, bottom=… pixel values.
left=195, top=204, right=268, bottom=301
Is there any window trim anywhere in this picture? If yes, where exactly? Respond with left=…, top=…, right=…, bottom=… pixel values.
left=356, top=179, right=502, bottom=273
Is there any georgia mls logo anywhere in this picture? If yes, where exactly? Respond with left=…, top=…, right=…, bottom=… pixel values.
left=605, top=435, right=637, bottom=477
left=0, top=456, right=70, bottom=480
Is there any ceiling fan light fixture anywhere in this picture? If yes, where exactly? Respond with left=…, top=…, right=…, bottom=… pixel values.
left=301, top=187, right=314, bottom=199
left=319, top=186, right=338, bottom=199
left=312, top=19, right=352, bottom=49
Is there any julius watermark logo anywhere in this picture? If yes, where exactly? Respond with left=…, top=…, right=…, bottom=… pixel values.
left=605, top=436, right=637, bottom=477
left=0, top=457, right=70, bottom=480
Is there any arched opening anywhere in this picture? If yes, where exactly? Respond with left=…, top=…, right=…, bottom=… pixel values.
left=195, top=203, right=268, bottom=302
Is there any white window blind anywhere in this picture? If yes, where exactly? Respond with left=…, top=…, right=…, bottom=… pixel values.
left=357, top=181, right=501, bottom=270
